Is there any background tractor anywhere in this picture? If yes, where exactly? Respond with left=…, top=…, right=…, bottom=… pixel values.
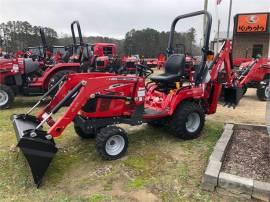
left=236, top=57, right=270, bottom=101
left=0, top=21, right=120, bottom=109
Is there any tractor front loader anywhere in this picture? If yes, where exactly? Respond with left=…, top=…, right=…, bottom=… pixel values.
left=11, top=10, right=242, bottom=187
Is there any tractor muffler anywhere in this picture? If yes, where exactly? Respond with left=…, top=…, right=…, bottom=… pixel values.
left=11, top=114, right=57, bottom=187
left=223, top=86, right=243, bottom=107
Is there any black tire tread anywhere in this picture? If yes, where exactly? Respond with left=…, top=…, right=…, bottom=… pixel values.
left=74, top=125, right=96, bottom=139
left=96, top=126, right=128, bottom=160
left=48, top=70, right=75, bottom=97
left=0, top=84, right=14, bottom=109
left=256, top=79, right=269, bottom=101
left=169, top=101, right=205, bottom=140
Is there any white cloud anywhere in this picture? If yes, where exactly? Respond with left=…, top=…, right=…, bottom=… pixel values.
left=0, top=0, right=269, bottom=42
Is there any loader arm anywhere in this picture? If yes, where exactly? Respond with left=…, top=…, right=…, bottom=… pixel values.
left=36, top=73, right=143, bottom=137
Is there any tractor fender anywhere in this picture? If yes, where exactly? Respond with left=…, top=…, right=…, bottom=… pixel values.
left=168, top=87, right=204, bottom=115
left=41, top=62, right=80, bottom=89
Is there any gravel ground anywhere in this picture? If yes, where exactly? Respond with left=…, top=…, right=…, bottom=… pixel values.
left=222, top=128, right=270, bottom=182
left=208, top=88, right=267, bottom=124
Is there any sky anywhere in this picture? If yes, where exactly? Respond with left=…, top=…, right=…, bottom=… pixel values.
left=0, top=0, right=269, bottom=42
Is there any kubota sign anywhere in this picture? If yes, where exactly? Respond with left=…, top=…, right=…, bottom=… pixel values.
left=236, top=14, right=268, bottom=33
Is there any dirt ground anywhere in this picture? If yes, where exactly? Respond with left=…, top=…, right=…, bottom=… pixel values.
left=0, top=86, right=267, bottom=201
left=208, top=88, right=266, bottom=124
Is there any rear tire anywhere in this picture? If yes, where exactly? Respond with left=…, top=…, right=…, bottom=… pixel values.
left=74, top=125, right=96, bottom=139
left=256, top=79, right=270, bottom=101
left=0, top=84, right=14, bottom=109
left=96, top=126, right=128, bottom=160
left=47, top=70, right=75, bottom=97
left=169, top=101, right=205, bottom=140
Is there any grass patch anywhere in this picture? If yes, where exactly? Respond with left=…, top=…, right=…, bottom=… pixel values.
left=88, top=194, right=111, bottom=202
left=0, top=97, right=236, bottom=201
left=128, top=177, right=148, bottom=189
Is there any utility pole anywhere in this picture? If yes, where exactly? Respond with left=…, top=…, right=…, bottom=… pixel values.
left=227, top=0, right=232, bottom=38
left=216, top=19, right=220, bottom=54
left=203, top=0, right=208, bottom=40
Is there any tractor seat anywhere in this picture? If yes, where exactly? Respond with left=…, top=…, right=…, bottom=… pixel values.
left=150, top=54, right=185, bottom=83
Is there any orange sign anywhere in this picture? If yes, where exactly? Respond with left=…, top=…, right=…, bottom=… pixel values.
left=237, top=14, right=268, bottom=33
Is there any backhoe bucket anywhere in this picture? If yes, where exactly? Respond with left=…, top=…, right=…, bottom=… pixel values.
left=11, top=114, right=57, bottom=187
left=223, top=87, right=243, bottom=106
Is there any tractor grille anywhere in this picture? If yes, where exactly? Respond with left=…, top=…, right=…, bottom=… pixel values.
left=96, top=61, right=105, bottom=67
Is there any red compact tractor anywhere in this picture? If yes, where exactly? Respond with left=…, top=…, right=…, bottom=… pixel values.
left=120, top=55, right=140, bottom=73
left=236, top=58, right=270, bottom=101
left=92, top=43, right=118, bottom=72
left=11, top=10, right=242, bottom=186
left=157, top=53, right=166, bottom=69
left=0, top=21, right=118, bottom=109
left=0, top=22, right=85, bottom=109
left=144, top=58, right=158, bottom=68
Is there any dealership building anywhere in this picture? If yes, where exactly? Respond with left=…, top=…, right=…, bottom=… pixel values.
left=211, top=12, right=270, bottom=59
left=232, top=12, right=270, bottom=59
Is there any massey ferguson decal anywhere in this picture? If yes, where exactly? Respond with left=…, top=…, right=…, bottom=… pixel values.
left=236, top=14, right=268, bottom=33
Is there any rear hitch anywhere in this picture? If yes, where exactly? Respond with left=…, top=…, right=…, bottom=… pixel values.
left=11, top=114, right=57, bottom=187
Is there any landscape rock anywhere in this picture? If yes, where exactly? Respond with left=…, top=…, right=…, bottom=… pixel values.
left=202, top=160, right=222, bottom=191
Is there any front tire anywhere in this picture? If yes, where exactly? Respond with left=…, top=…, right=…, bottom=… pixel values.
left=0, top=84, right=14, bottom=109
left=96, top=126, right=128, bottom=160
left=169, top=101, right=205, bottom=140
left=74, top=125, right=96, bottom=139
left=256, top=79, right=270, bottom=101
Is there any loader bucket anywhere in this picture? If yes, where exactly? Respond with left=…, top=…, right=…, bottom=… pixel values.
left=223, top=87, right=243, bottom=107
left=11, top=114, right=57, bottom=187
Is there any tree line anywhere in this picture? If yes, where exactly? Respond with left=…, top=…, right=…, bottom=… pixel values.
left=0, top=21, right=200, bottom=57
left=0, top=21, right=58, bottom=52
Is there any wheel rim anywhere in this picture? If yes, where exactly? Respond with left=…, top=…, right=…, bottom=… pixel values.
left=105, top=135, right=125, bottom=156
left=48, top=78, right=63, bottom=90
left=265, top=86, right=270, bottom=99
left=0, top=90, right=9, bottom=106
left=48, top=78, right=56, bottom=89
left=185, top=112, right=201, bottom=133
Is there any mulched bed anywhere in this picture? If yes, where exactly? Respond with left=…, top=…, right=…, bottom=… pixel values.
left=222, top=128, right=270, bottom=182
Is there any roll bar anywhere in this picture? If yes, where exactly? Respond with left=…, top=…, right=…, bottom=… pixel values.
left=175, top=43, right=185, bottom=54
left=39, top=28, right=47, bottom=48
left=39, top=28, right=47, bottom=58
left=71, top=21, right=83, bottom=45
left=167, top=10, right=212, bottom=86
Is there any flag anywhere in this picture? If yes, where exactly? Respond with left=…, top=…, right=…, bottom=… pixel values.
left=217, top=0, right=222, bottom=5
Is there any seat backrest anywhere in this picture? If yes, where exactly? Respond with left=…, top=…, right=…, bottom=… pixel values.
left=165, top=54, right=185, bottom=75
left=24, top=58, right=40, bottom=75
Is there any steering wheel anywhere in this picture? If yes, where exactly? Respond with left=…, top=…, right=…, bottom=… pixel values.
left=29, top=54, right=44, bottom=61
left=136, top=64, right=153, bottom=78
